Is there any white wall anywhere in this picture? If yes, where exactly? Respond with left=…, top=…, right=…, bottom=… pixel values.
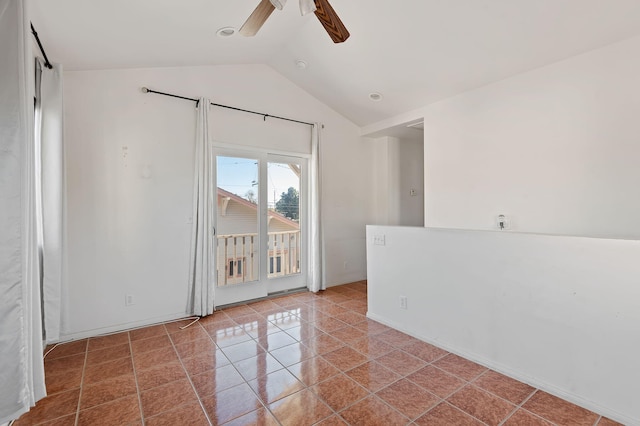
left=62, top=64, right=372, bottom=339
left=392, top=137, right=424, bottom=226
left=367, top=226, right=640, bottom=425
left=371, top=136, right=424, bottom=226
left=420, top=35, right=640, bottom=238
left=361, top=34, right=640, bottom=426
left=372, top=138, right=391, bottom=225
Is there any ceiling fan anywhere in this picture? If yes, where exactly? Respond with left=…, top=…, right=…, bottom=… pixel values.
left=239, top=0, right=350, bottom=43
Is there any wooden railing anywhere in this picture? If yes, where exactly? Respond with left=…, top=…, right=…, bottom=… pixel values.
left=216, top=230, right=301, bottom=286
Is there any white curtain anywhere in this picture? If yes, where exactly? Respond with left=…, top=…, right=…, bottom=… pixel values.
left=36, top=58, right=65, bottom=343
left=307, top=123, right=325, bottom=292
left=187, top=98, right=215, bottom=316
left=0, top=0, right=47, bottom=422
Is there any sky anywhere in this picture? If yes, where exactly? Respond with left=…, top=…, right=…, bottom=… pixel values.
left=216, top=156, right=300, bottom=209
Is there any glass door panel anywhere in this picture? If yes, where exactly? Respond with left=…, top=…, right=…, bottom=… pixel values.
left=265, top=154, right=306, bottom=294
left=267, top=161, right=301, bottom=279
left=215, top=156, right=259, bottom=287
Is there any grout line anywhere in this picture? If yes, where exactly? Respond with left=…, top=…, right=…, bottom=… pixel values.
left=367, top=391, right=416, bottom=424
left=207, top=314, right=292, bottom=425
left=469, top=367, right=491, bottom=384
left=444, top=400, right=491, bottom=425
left=128, top=331, right=146, bottom=425
left=73, top=341, right=88, bottom=426
left=29, top=284, right=618, bottom=426
left=497, top=389, right=539, bottom=426
left=217, top=332, right=283, bottom=425
left=399, top=397, right=444, bottom=424
left=373, top=351, right=442, bottom=421
left=306, top=374, right=370, bottom=424
left=445, top=378, right=533, bottom=425
left=496, top=403, right=520, bottom=426
left=401, top=366, right=507, bottom=424
left=236, top=297, right=343, bottom=425
left=165, top=322, right=214, bottom=426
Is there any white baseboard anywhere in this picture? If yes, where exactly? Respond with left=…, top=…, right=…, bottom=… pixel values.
left=57, top=312, right=189, bottom=343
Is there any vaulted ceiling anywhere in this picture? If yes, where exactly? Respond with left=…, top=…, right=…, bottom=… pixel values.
left=30, top=0, right=640, bottom=126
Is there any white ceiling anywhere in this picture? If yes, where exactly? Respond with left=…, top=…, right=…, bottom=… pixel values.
left=31, top=0, right=640, bottom=127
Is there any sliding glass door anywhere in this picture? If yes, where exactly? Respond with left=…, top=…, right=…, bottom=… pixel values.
left=214, top=149, right=307, bottom=306
left=266, top=155, right=306, bottom=294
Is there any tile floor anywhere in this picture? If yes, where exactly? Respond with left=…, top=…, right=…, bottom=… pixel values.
left=16, top=281, right=622, bottom=425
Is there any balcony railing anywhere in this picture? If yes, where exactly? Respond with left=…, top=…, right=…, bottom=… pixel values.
left=216, top=230, right=301, bottom=286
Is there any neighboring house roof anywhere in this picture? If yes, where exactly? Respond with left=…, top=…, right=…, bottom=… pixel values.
left=217, top=187, right=299, bottom=230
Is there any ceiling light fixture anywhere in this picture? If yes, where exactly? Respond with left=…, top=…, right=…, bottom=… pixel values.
left=216, top=27, right=237, bottom=38
left=295, top=59, right=308, bottom=70
left=369, top=92, right=383, bottom=101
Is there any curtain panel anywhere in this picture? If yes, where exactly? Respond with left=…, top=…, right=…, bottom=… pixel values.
left=35, top=58, right=65, bottom=343
left=307, top=123, right=325, bottom=292
left=0, top=0, right=47, bottom=422
left=187, top=98, right=215, bottom=316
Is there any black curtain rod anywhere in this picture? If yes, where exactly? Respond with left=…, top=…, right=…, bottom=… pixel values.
left=30, top=23, right=52, bottom=69
left=141, top=87, right=314, bottom=127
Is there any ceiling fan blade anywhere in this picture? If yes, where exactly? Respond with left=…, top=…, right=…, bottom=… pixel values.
left=239, top=0, right=276, bottom=37
left=313, top=0, right=350, bottom=43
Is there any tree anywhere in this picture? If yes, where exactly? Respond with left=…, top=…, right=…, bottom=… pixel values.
left=244, top=189, right=256, bottom=203
left=275, top=187, right=299, bottom=220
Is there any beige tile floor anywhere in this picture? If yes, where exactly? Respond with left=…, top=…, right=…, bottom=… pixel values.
left=15, top=281, right=622, bottom=425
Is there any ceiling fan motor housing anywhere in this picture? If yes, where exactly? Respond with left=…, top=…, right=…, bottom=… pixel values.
left=269, top=0, right=286, bottom=10
left=300, top=0, right=316, bottom=15
left=242, top=0, right=349, bottom=43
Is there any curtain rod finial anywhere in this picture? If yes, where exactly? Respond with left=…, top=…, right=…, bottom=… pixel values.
left=141, top=87, right=149, bottom=93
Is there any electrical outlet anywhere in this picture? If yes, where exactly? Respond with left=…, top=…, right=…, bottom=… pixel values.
left=373, top=234, right=386, bottom=246
left=399, top=295, right=408, bottom=309
left=125, top=294, right=135, bottom=306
